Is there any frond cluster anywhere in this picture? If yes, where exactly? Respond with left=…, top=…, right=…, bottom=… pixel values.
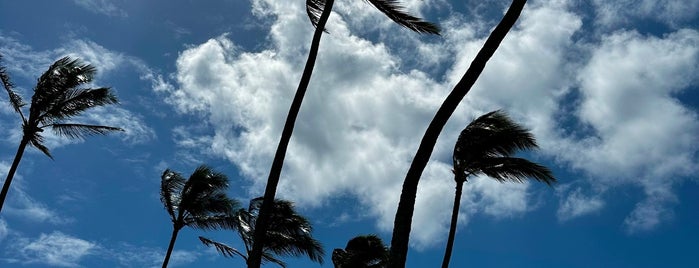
left=453, top=110, right=555, bottom=185
left=201, top=197, right=325, bottom=268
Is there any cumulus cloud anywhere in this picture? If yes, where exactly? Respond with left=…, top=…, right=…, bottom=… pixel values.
left=592, top=0, right=699, bottom=28
left=159, top=0, right=699, bottom=247
left=72, top=0, right=128, bottom=18
left=14, top=231, right=97, bottom=267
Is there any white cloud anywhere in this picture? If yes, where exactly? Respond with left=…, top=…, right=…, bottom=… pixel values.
left=72, top=0, right=128, bottom=18
left=557, top=187, right=605, bottom=221
left=0, top=219, right=8, bottom=241
left=16, top=231, right=96, bottom=267
left=592, top=0, right=699, bottom=28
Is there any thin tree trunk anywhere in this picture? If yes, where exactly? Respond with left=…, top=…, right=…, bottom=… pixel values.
left=162, top=227, right=181, bottom=268
left=388, top=1, right=527, bottom=267
left=442, top=179, right=465, bottom=268
left=247, top=1, right=335, bottom=267
left=0, top=137, right=29, bottom=214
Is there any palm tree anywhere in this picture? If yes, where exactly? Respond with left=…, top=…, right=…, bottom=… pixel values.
left=200, top=197, right=324, bottom=268
left=0, top=55, right=123, bottom=214
left=332, top=234, right=388, bottom=268
left=159, top=165, right=240, bottom=268
left=250, top=1, right=439, bottom=267
left=388, top=1, right=529, bottom=267
left=441, top=110, right=555, bottom=268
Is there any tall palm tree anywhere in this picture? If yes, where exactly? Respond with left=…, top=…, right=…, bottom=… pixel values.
left=332, top=234, right=388, bottom=268
left=159, top=165, right=240, bottom=268
left=250, top=1, right=439, bottom=267
left=388, top=1, right=529, bottom=267
left=441, top=110, right=555, bottom=268
left=200, top=197, right=324, bottom=268
left=0, top=55, right=123, bottom=214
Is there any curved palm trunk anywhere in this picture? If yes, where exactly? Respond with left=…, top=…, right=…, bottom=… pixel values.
left=442, top=179, right=465, bottom=268
left=162, top=227, right=181, bottom=268
left=0, top=137, right=29, bottom=214
left=247, top=1, right=335, bottom=268
left=388, top=1, right=528, bottom=267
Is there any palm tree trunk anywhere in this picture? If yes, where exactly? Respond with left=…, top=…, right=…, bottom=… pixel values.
left=388, top=1, right=527, bottom=267
left=442, top=179, right=465, bottom=268
left=162, top=227, right=181, bottom=268
left=0, top=137, right=29, bottom=214
left=247, top=1, right=335, bottom=268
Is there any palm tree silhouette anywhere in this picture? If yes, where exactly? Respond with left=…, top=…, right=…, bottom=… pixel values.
left=0, top=55, right=123, bottom=214
left=332, top=234, right=388, bottom=268
left=200, top=197, right=324, bottom=267
left=441, top=110, right=555, bottom=268
left=250, top=1, right=439, bottom=267
left=159, top=165, right=240, bottom=268
left=388, top=1, right=529, bottom=266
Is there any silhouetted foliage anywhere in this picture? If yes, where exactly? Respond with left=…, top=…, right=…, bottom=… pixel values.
left=201, top=197, right=324, bottom=268
left=441, top=110, right=555, bottom=268
left=160, top=165, right=240, bottom=268
left=0, top=55, right=123, bottom=214
left=333, top=234, right=388, bottom=268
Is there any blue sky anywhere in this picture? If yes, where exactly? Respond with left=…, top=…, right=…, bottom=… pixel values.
left=1, top=0, right=698, bottom=267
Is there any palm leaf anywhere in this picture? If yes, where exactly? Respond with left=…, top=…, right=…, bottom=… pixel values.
left=25, top=129, right=52, bottom=159
left=365, top=0, right=440, bottom=34
left=40, top=87, right=118, bottom=124
left=160, top=169, right=186, bottom=221
left=306, top=0, right=326, bottom=29
left=0, top=54, right=26, bottom=114
left=474, top=157, right=555, bottom=185
left=32, top=57, right=96, bottom=113
left=199, top=236, right=247, bottom=259
left=48, top=123, right=123, bottom=139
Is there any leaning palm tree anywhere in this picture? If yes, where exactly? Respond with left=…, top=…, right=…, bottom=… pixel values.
left=200, top=197, right=324, bottom=268
left=441, top=110, right=555, bottom=268
left=389, top=1, right=529, bottom=267
left=332, top=234, right=388, bottom=268
left=160, top=165, right=240, bottom=268
left=0, top=55, right=123, bottom=214
left=250, top=1, right=439, bottom=267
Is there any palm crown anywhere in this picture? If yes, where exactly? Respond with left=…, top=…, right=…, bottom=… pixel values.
left=159, top=165, right=240, bottom=267
left=0, top=55, right=123, bottom=215
left=452, top=110, right=555, bottom=184
left=332, top=234, right=388, bottom=268
left=442, top=110, right=555, bottom=268
left=200, top=197, right=325, bottom=268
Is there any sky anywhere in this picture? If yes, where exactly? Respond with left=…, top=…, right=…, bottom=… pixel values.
left=0, top=0, right=698, bottom=267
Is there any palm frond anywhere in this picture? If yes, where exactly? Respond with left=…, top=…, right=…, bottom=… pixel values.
left=365, top=0, right=440, bottom=35
left=48, top=123, right=123, bottom=139
left=25, top=129, right=52, bottom=159
left=160, top=169, right=186, bottom=221
left=39, top=87, right=118, bottom=124
left=262, top=252, right=288, bottom=268
left=187, top=213, right=238, bottom=231
left=474, top=157, right=555, bottom=185
left=306, top=0, right=326, bottom=29
left=199, top=236, right=247, bottom=259
left=0, top=54, right=26, bottom=114
left=32, top=57, right=96, bottom=114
